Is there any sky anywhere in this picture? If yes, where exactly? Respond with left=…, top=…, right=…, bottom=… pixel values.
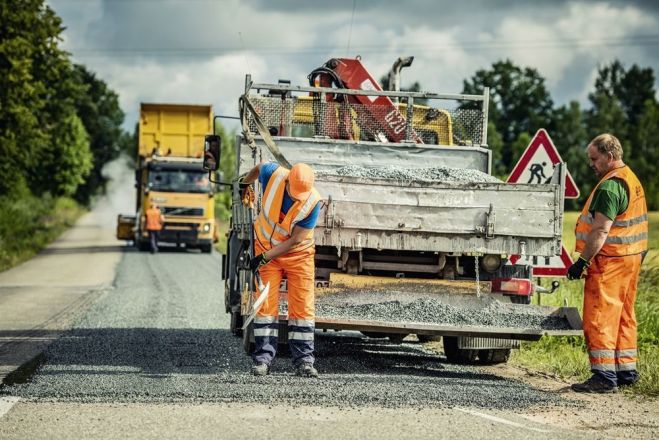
left=47, top=0, right=659, bottom=131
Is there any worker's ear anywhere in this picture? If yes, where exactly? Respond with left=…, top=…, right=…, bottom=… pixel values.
left=203, top=135, right=221, bottom=171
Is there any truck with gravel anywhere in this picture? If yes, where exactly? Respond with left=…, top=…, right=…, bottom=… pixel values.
left=212, top=58, right=581, bottom=364
left=116, top=103, right=218, bottom=253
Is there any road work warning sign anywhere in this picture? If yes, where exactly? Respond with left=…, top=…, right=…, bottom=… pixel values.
left=507, top=128, right=580, bottom=199
left=506, top=129, right=577, bottom=276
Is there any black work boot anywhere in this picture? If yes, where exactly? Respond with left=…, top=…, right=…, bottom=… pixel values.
left=571, top=375, right=618, bottom=393
left=251, top=363, right=270, bottom=376
left=295, top=362, right=318, bottom=378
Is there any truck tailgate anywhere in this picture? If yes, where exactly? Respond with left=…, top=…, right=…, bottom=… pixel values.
left=314, top=174, right=564, bottom=257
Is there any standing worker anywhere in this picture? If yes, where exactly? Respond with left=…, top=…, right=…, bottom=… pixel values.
left=145, top=204, right=165, bottom=254
left=567, top=133, right=648, bottom=393
left=241, top=161, right=322, bottom=377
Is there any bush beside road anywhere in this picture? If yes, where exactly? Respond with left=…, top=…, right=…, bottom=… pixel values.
left=0, top=195, right=85, bottom=272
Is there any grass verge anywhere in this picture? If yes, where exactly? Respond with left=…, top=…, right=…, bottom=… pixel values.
left=511, top=212, right=659, bottom=398
left=0, top=194, right=86, bottom=272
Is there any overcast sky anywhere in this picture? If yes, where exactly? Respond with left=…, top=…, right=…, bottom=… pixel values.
left=47, top=0, right=659, bottom=131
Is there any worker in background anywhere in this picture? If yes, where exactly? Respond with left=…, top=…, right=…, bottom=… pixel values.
left=568, top=133, right=647, bottom=393
left=240, top=161, right=322, bottom=377
left=145, top=204, right=165, bottom=254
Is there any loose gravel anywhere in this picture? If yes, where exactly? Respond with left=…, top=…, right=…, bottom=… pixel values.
left=316, top=291, right=571, bottom=330
left=0, top=250, right=572, bottom=410
left=318, top=165, right=501, bottom=183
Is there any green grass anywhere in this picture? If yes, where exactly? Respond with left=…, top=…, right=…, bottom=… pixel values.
left=511, top=212, right=659, bottom=398
left=0, top=194, right=86, bottom=272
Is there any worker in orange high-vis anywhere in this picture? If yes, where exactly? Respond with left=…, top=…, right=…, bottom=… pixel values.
left=240, top=161, right=322, bottom=377
left=145, top=204, right=165, bottom=254
left=568, top=133, right=648, bottom=394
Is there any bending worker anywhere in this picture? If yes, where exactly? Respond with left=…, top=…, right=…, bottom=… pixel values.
left=567, top=133, right=647, bottom=393
left=241, top=161, right=322, bottom=378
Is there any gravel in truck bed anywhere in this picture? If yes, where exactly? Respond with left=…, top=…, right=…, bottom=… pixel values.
left=317, top=164, right=502, bottom=183
left=315, top=290, right=572, bottom=331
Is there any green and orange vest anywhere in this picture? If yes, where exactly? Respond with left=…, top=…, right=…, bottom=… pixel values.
left=575, top=165, right=648, bottom=256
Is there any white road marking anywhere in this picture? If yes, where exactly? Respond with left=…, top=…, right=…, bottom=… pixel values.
left=456, top=408, right=552, bottom=433
left=0, top=396, right=20, bottom=419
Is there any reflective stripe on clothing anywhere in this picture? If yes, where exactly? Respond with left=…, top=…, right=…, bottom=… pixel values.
left=615, top=349, right=637, bottom=358
left=589, top=349, right=615, bottom=358
left=289, top=331, right=314, bottom=341
left=575, top=165, right=648, bottom=256
left=254, top=328, right=278, bottom=337
left=254, top=316, right=278, bottom=325
left=288, top=319, right=315, bottom=327
left=616, top=362, right=638, bottom=371
left=591, top=363, right=617, bottom=372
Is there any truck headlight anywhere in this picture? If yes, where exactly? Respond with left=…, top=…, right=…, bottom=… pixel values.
left=202, top=223, right=211, bottom=233
left=481, top=254, right=502, bottom=273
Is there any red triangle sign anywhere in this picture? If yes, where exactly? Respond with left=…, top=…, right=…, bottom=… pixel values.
left=507, top=129, right=580, bottom=199
left=507, top=246, right=574, bottom=277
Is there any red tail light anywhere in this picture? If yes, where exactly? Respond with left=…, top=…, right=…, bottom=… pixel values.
left=491, top=278, right=533, bottom=296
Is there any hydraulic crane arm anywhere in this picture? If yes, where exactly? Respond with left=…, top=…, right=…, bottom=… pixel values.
left=308, top=58, right=423, bottom=143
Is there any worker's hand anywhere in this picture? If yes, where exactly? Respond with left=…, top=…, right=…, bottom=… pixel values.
left=237, top=174, right=250, bottom=189
left=249, top=253, right=269, bottom=274
left=566, top=257, right=590, bottom=280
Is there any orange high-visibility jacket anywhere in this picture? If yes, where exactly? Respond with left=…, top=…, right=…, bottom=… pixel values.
left=145, top=207, right=164, bottom=231
left=254, top=166, right=321, bottom=253
left=575, top=165, right=648, bottom=256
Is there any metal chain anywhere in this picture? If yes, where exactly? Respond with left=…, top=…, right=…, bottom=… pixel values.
left=475, top=255, right=481, bottom=298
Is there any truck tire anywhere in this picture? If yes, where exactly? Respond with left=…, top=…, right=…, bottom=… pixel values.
left=200, top=243, right=213, bottom=254
left=443, top=336, right=478, bottom=364
left=417, top=335, right=442, bottom=343
left=478, top=349, right=511, bottom=365
left=230, top=310, right=243, bottom=337
left=243, top=322, right=255, bottom=355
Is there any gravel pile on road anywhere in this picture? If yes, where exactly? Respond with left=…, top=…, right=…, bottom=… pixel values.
left=316, top=293, right=571, bottom=330
left=0, top=250, right=572, bottom=410
left=318, top=165, right=501, bottom=183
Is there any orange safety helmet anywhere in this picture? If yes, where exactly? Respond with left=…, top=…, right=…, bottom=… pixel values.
left=288, top=163, right=315, bottom=200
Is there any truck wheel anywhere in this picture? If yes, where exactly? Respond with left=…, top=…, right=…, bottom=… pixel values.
left=478, top=349, right=511, bottom=365
left=230, top=310, right=243, bottom=337
left=200, top=243, right=213, bottom=254
left=243, top=322, right=255, bottom=355
left=443, top=336, right=478, bottom=364
left=417, top=335, right=442, bottom=343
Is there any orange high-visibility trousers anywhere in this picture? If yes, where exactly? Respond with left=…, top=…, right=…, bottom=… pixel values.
left=252, top=241, right=315, bottom=366
left=583, top=253, right=642, bottom=379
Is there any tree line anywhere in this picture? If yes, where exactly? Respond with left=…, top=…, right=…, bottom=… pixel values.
left=1, top=0, right=130, bottom=205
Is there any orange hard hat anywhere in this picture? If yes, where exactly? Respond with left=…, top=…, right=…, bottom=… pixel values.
left=288, top=163, right=314, bottom=200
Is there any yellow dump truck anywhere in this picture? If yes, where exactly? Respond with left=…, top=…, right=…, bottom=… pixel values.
left=116, top=103, right=218, bottom=253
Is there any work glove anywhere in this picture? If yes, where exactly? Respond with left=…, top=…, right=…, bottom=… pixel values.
left=236, top=175, right=255, bottom=207
left=249, top=253, right=269, bottom=274
left=566, top=257, right=590, bottom=280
